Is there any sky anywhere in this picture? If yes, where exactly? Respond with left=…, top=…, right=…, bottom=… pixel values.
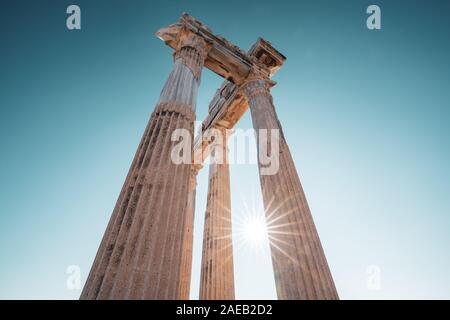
left=0, top=0, right=450, bottom=299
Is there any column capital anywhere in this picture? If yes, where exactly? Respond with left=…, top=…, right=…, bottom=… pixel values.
left=176, top=31, right=212, bottom=56
left=156, top=13, right=251, bottom=85
left=239, top=66, right=276, bottom=99
left=241, top=71, right=276, bottom=101
left=173, top=31, right=212, bottom=79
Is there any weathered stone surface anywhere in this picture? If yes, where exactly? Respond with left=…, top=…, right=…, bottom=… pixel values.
left=243, top=79, right=339, bottom=300
left=157, top=13, right=252, bottom=86
left=82, top=12, right=338, bottom=301
left=193, top=38, right=285, bottom=165
left=80, top=32, right=209, bottom=300
left=178, top=164, right=202, bottom=299
left=199, top=128, right=235, bottom=300
left=178, top=188, right=196, bottom=299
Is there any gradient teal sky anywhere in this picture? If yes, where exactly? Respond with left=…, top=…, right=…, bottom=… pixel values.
left=1, top=0, right=450, bottom=299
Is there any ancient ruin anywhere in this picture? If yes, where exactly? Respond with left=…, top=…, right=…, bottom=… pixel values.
left=81, top=13, right=338, bottom=300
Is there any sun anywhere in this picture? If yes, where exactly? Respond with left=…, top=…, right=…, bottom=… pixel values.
left=231, top=190, right=272, bottom=253
left=242, top=216, right=268, bottom=247
left=228, top=189, right=300, bottom=265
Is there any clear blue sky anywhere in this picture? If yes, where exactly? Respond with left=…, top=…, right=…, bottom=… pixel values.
left=1, top=0, right=449, bottom=299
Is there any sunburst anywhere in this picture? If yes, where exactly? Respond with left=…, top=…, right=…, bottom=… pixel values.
left=206, top=187, right=299, bottom=267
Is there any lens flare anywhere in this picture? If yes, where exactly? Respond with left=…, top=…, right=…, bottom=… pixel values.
left=242, top=216, right=268, bottom=247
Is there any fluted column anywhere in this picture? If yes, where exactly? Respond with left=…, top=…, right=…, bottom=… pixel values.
left=243, top=78, right=339, bottom=300
left=178, top=166, right=201, bottom=299
left=81, top=32, right=210, bottom=300
left=199, top=128, right=235, bottom=300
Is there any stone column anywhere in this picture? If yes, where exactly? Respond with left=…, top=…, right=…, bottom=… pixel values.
left=178, top=166, right=201, bottom=299
left=80, top=32, right=210, bottom=300
left=199, top=128, right=235, bottom=300
left=242, top=78, right=339, bottom=300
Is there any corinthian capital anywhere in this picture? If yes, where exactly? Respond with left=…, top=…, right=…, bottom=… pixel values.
left=173, top=32, right=212, bottom=79
left=177, top=32, right=211, bottom=57
left=241, top=68, right=276, bottom=100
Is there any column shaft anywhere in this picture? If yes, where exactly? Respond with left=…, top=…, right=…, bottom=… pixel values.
left=81, top=35, right=209, bottom=300
left=199, top=130, right=235, bottom=299
left=178, top=187, right=196, bottom=299
left=244, top=80, right=338, bottom=300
